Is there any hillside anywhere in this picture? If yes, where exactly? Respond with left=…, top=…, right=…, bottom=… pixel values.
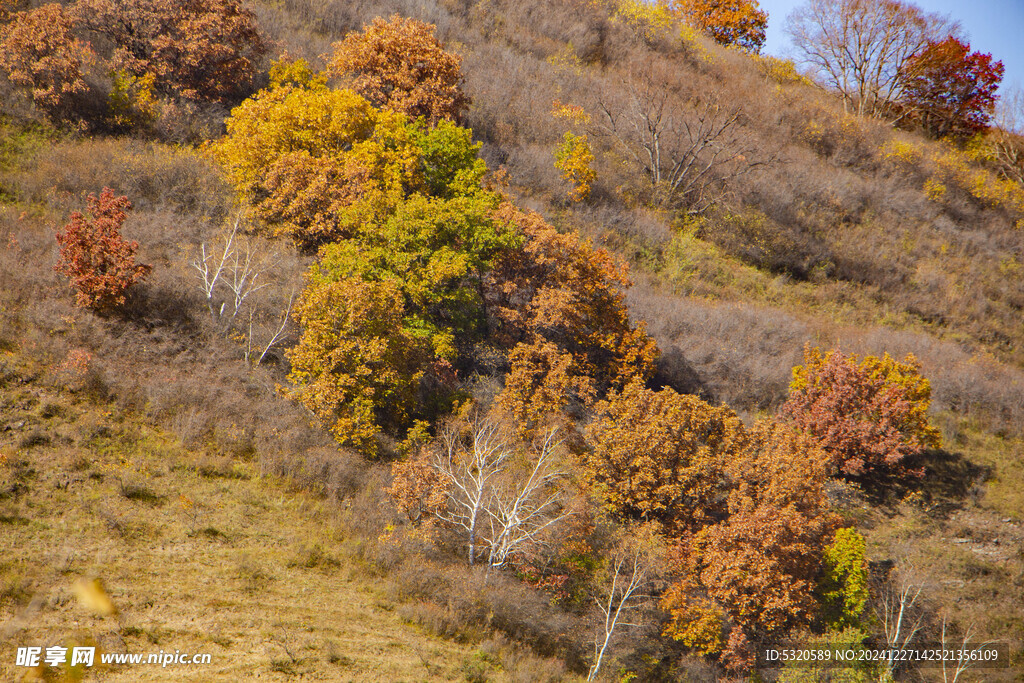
left=2, top=0, right=1024, bottom=680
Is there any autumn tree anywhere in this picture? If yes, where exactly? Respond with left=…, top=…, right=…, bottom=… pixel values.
left=495, top=339, right=595, bottom=442
left=672, top=0, right=768, bottom=53
left=584, top=381, right=744, bottom=534
left=286, top=277, right=432, bottom=456
left=213, top=84, right=489, bottom=250
left=0, top=3, right=94, bottom=121
left=781, top=345, right=941, bottom=478
left=663, top=422, right=837, bottom=663
left=900, top=36, right=1004, bottom=141
left=311, top=187, right=518, bottom=363
left=787, top=0, right=958, bottom=117
left=554, top=132, right=597, bottom=202
left=74, top=0, right=265, bottom=103
left=485, top=203, right=658, bottom=391
left=327, top=15, right=469, bottom=126
left=55, top=188, right=151, bottom=311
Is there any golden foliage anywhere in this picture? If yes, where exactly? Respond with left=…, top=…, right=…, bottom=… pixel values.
left=554, top=131, right=597, bottom=202
left=584, top=381, right=743, bottom=533
left=327, top=14, right=469, bottom=126
left=485, top=203, right=658, bottom=390
left=672, top=0, right=768, bottom=53
left=495, top=338, right=595, bottom=442
left=286, top=278, right=432, bottom=456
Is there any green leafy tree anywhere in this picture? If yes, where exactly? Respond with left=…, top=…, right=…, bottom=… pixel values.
left=818, top=527, right=869, bottom=630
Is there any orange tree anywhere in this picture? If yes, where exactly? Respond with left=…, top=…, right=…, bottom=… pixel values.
left=0, top=3, right=93, bottom=122
left=74, top=0, right=265, bottom=103
left=484, top=203, right=658, bottom=392
left=672, top=0, right=768, bottom=53
left=781, top=345, right=941, bottom=478
left=327, top=15, right=469, bottom=125
left=55, top=188, right=151, bottom=311
left=583, top=381, right=743, bottom=534
left=662, top=422, right=837, bottom=667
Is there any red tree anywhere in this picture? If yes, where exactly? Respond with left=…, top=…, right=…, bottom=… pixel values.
left=781, top=346, right=940, bottom=478
left=901, top=36, right=1004, bottom=140
left=55, top=188, right=151, bottom=311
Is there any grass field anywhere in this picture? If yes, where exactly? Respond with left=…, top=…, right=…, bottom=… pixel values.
left=0, top=350, right=536, bottom=682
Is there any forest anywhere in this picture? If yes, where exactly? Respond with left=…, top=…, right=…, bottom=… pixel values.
left=1, top=0, right=1023, bottom=680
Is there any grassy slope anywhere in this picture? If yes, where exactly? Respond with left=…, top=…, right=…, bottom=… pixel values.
left=0, top=351, right=520, bottom=682
left=1, top=0, right=1024, bottom=676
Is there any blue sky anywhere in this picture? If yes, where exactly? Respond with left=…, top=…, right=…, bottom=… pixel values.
left=757, top=0, right=1024, bottom=92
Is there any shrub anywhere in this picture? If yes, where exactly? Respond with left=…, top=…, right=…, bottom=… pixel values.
left=0, top=4, right=94, bottom=122
left=782, top=345, right=941, bottom=477
left=817, top=527, right=869, bottom=630
left=54, top=188, right=151, bottom=311
left=327, top=15, right=469, bottom=126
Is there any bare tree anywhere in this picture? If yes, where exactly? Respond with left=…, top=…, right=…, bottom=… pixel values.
left=940, top=617, right=997, bottom=683
left=872, top=563, right=927, bottom=681
left=594, top=62, right=771, bottom=213
left=786, top=0, right=959, bottom=118
left=190, top=218, right=295, bottom=366
left=588, top=541, right=655, bottom=682
left=432, top=421, right=570, bottom=568
left=989, top=86, right=1024, bottom=184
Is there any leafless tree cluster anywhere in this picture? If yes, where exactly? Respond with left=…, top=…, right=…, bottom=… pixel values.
left=432, top=421, right=571, bottom=569
left=989, top=86, right=1024, bottom=184
left=595, top=62, right=772, bottom=214
left=786, top=0, right=959, bottom=118
left=191, top=218, right=295, bottom=366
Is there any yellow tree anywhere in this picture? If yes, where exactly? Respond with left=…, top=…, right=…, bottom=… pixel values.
left=327, top=15, right=469, bottom=125
left=584, top=381, right=744, bottom=534
left=286, top=277, right=431, bottom=456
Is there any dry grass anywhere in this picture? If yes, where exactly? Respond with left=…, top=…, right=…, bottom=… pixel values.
left=0, top=355, right=564, bottom=682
